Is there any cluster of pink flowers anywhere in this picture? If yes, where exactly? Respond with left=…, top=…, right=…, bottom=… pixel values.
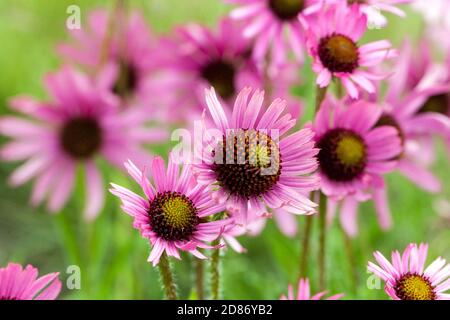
left=1, top=0, right=449, bottom=300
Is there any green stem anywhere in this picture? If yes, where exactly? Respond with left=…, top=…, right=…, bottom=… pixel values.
left=299, top=215, right=313, bottom=280
left=210, top=239, right=221, bottom=300
left=341, top=226, right=358, bottom=293
left=334, top=78, right=344, bottom=99
left=318, top=192, right=327, bottom=290
left=315, top=85, right=328, bottom=114
left=195, top=258, right=205, bottom=300
left=55, top=213, right=82, bottom=266
left=55, top=211, right=93, bottom=297
left=158, top=252, right=177, bottom=300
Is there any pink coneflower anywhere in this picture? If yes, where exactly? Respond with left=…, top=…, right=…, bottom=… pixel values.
left=58, top=9, right=156, bottom=108
left=149, top=18, right=263, bottom=122
left=424, top=50, right=450, bottom=156
left=368, top=243, right=450, bottom=300
left=227, top=0, right=324, bottom=69
left=193, top=87, right=320, bottom=224
left=378, top=98, right=450, bottom=193
left=110, top=156, right=230, bottom=266
left=280, top=278, right=343, bottom=300
left=0, top=67, right=165, bottom=220
left=0, top=263, right=61, bottom=300
left=310, top=97, right=402, bottom=236
left=152, top=18, right=303, bottom=123
left=304, top=3, right=396, bottom=98
left=385, top=39, right=436, bottom=97
left=379, top=49, right=450, bottom=193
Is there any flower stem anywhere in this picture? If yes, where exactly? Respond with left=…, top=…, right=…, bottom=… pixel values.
left=315, top=85, right=328, bottom=114
left=318, top=192, right=327, bottom=290
left=195, top=258, right=205, bottom=300
left=299, top=215, right=313, bottom=280
left=55, top=213, right=82, bottom=267
left=158, top=252, right=177, bottom=300
left=210, top=239, right=221, bottom=300
left=341, top=226, right=358, bottom=293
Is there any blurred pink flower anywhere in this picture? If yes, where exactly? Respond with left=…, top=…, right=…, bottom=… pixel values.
left=148, top=18, right=263, bottom=122
left=280, top=278, right=343, bottom=300
left=227, top=0, right=324, bottom=70
left=193, top=87, right=320, bottom=225
left=385, top=39, right=447, bottom=100
left=368, top=243, right=450, bottom=300
left=110, top=156, right=231, bottom=266
left=0, top=67, right=166, bottom=220
left=150, top=18, right=303, bottom=124
left=310, top=97, right=402, bottom=236
left=379, top=43, right=450, bottom=193
left=0, top=263, right=61, bottom=300
left=57, top=9, right=158, bottom=111
left=304, top=3, right=396, bottom=98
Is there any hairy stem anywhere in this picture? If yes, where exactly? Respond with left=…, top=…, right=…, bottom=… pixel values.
left=210, top=240, right=221, bottom=300
left=158, top=252, right=177, bottom=300
left=195, top=258, right=205, bottom=300
left=299, top=215, right=313, bottom=280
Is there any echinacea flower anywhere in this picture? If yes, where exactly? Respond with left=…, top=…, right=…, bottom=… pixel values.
left=0, top=67, right=165, bottom=220
left=414, top=51, right=450, bottom=159
left=378, top=46, right=450, bottom=193
left=0, top=263, right=61, bottom=300
left=385, top=39, right=436, bottom=97
left=151, top=18, right=303, bottom=123
left=227, top=0, right=324, bottom=70
left=378, top=100, right=450, bottom=194
left=441, top=54, right=450, bottom=157
left=280, top=278, right=343, bottom=300
left=310, top=97, right=402, bottom=236
left=193, top=87, right=320, bottom=224
left=149, top=18, right=263, bottom=122
left=304, top=3, right=396, bottom=98
left=368, top=243, right=450, bottom=300
left=58, top=9, right=157, bottom=109
left=110, top=156, right=230, bottom=266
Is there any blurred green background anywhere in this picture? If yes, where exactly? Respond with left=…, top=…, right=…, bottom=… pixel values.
left=0, top=0, right=448, bottom=300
